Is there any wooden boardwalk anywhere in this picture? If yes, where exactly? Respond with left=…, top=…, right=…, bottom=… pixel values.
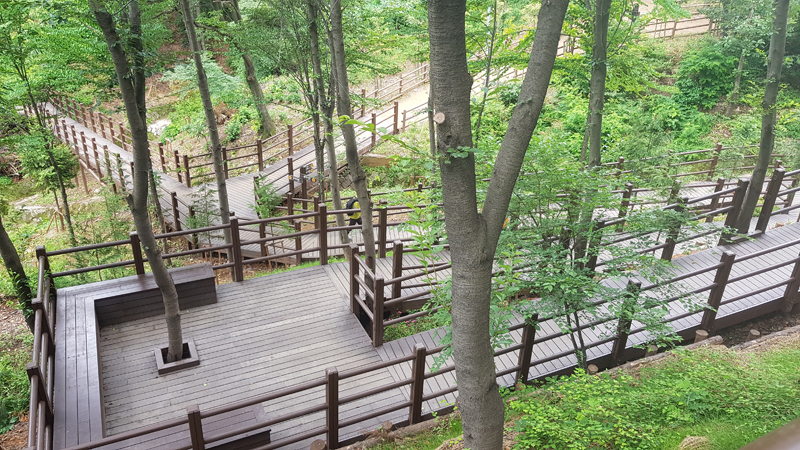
left=49, top=221, right=798, bottom=449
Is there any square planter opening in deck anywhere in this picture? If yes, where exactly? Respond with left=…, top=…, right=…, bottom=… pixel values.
left=155, top=339, right=200, bottom=375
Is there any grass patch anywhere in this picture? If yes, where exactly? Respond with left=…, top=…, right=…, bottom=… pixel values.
left=1, top=177, right=44, bottom=203
left=384, top=312, right=438, bottom=342
left=0, top=329, right=33, bottom=433
left=369, top=415, right=463, bottom=450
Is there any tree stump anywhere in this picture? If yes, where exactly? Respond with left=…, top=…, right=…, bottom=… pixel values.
left=694, top=329, right=709, bottom=343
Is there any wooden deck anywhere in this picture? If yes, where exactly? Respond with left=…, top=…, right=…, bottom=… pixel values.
left=44, top=221, right=800, bottom=450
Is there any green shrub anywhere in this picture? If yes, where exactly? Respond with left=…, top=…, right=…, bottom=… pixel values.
left=0, top=331, right=32, bottom=433
left=675, top=42, right=737, bottom=110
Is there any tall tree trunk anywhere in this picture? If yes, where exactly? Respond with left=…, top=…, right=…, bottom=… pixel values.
left=89, top=0, right=185, bottom=362
left=307, top=0, right=327, bottom=199
left=736, top=0, right=790, bottom=234
left=0, top=215, right=34, bottom=332
left=473, top=0, right=498, bottom=143
left=129, top=0, right=167, bottom=234
left=229, top=0, right=277, bottom=138
left=329, top=0, right=376, bottom=268
left=178, top=0, right=233, bottom=247
left=587, top=0, right=611, bottom=169
left=429, top=1, right=568, bottom=450
left=48, top=151, right=76, bottom=246
left=306, top=0, right=346, bottom=242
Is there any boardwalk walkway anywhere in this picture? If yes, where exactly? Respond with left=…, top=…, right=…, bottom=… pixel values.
left=73, top=220, right=800, bottom=450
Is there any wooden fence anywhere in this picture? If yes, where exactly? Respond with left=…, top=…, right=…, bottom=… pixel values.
left=25, top=174, right=800, bottom=450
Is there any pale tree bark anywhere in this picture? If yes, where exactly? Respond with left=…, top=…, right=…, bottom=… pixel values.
left=586, top=0, right=611, bottom=169
left=89, top=0, right=185, bottom=362
left=306, top=0, right=328, bottom=199
left=0, top=215, right=33, bottom=332
left=727, top=8, right=754, bottom=118
left=307, top=0, right=346, bottom=243
left=736, top=0, right=790, bottom=234
left=329, top=0, right=376, bottom=268
left=429, top=1, right=568, bottom=449
left=178, top=0, right=233, bottom=246
left=229, top=0, right=277, bottom=138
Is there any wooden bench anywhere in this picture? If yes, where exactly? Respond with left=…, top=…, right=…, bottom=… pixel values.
left=53, top=264, right=217, bottom=449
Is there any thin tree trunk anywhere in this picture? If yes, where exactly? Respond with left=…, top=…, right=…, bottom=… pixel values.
left=178, top=0, right=233, bottom=246
left=307, top=0, right=327, bottom=200
left=229, top=0, right=277, bottom=138
left=329, top=0, right=376, bottom=269
left=473, top=0, right=498, bottom=143
left=726, top=49, right=746, bottom=117
left=48, top=151, right=76, bottom=246
left=736, top=0, right=790, bottom=234
left=428, top=1, right=568, bottom=449
left=90, top=0, right=185, bottom=363
left=0, top=216, right=34, bottom=332
left=587, top=0, right=611, bottom=169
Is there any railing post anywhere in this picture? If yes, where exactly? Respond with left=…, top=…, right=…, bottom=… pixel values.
left=360, top=88, right=366, bottom=117
left=609, top=281, right=641, bottom=367
left=222, top=147, right=229, bottom=179
left=229, top=216, right=244, bottom=282
left=701, top=251, right=736, bottom=332
left=91, top=138, right=99, bottom=173
left=515, top=314, right=538, bottom=385
left=402, top=109, right=407, bottom=132
left=378, top=201, right=388, bottom=258
left=99, top=114, right=106, bottom=139
left=617, top=182, right=633, bottom=231
left=287, top=124, right=294, bottom=156
left=287, top=156, right=295, bottom=194
left=118, top=123, right=126, bottom=150
left=188, top=206, right=198, bottom=250
left=187, top=404, right=206, bottom=450
left=391, top=240, right=404, bottom=299
left=706, top=177, right=726, bottom=223
left=393, top=101, right=399, bottom=134
left=371, top=113, right=377, bottom=148
left=661, top=196, right=687, bottom=261
left=158, top=143, right=167, bottom=173
left=108, top=117, right=116, bottom=145
left=171, top=192, right=182, bottom=232
left=286, top=192, right=294, bottom=217
left=325, top=368, right=339, bottom=449
left=257, top=139, right=264, bottom=171
left=349, top=244, right=360, bottom=313
left=294, top=222, right=303, bottom=266
left=780, top=249, right=800, bottom=313
left=89, top=108, right=96, bottom=132
left=725, top=177, right=750, bottom=240
left=130, top=232, right=145, bottom=275
left=372, top=277, right=385, bottom=347
left=259, top=222, right=267, bottom=257
left=319, top=203, right=328, bottom=265
left=183, top=155, right=192, bottom=187
left=173, top=150, right=183, bottom=183
left=408, top=343, right=427, bottom=425
left=756, top=168, right=785, bottom=233
left=300, top=166, right=308, bottom=200
left=708, top=143, right=723, bottom=180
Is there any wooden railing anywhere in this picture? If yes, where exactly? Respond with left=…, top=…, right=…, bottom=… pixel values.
left=28, top=200, right=800, bottom=450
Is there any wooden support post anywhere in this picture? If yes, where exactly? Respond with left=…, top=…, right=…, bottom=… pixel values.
left=91, top=138, right=99, bottom=173
left=609, top=281, right=641, bottom=367
left=756, top=168, right=785, bottom=233
left=171, top=192, right=182, bottom=232
left=158, top=143, right=167, bottom=173
left=78, top=162, right=89, bottom=194
left=319, top=203, right=329, bottom=265
left=230, top=216, right=244, bottom=282
left=393, top=101, right=399, bottom=134
left=70, top=126, right=77, bottom=150
left=402, top=110, right=407, bottom=132
left=372, top=277, right=385, bottom=347
left=725, top=178, right=751, bottom=239
left=286, top=192, right=294, bottom=217
left=350, top=244, right=360, bottom=313
left=294, top=222, right=303, bottom=266
left=701, top=251, right=736, bottom=332
left=391, top=241, right=404, bottom=300
left=408, top=343, right=427, bottom=425
left=287, top=156, right=295, bottom=194
left=708, top=143, right=723, bottom=180
left=378, top=201, right=388, bottom=258
left=361, top=89, right=367, bottom=118
left=706, top=177, right=726, bottom=223
left=371, top=113, right=377, bottom=148
left=99, top=115, right=106, bottom=139
left=300, top=166, right=308, bottom=200
left=325, top=368, right=339, bottom=449
left=515, top=314, right=539, bottom=385
left=617, top=183, right=633, bottom=231
left=130, top=232, right=145, bottom=275
left=779, top=249, right=800, bottom=313
left=187, top=405, right=206, bottom=450
left=109, top=118, right=116, bottom=146
left=288, top=124, right=294, bottom=156
left=257, top=139, right=264, bottom=171
left=89, top=109, right=96, bottom=132
left=662, top=196, right=687, bottom=261
left=259, top=222, right=267, bottom=257
left=183, top=155, right=191, bottom=187
left=115, top=153, right=125, bottom=190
